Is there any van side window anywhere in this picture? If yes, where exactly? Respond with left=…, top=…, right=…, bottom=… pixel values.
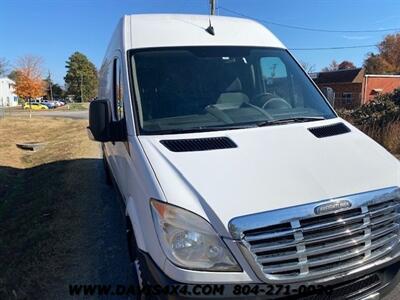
left=113, top=58, right=124, bottom=120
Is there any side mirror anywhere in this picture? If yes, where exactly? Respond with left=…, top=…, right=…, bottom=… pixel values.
left=88, top=100, right=127, bottom=142
left=88, top=100, right=112, bottom=142
left=321, top=87, right=335, bottom=106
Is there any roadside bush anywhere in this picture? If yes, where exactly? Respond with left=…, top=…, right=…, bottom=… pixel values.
left=350, top=88, right=400, bottom=126
left=358, top=120, right=400, bottom=154
left=336, top=109, right=354, bottom=123
left=338, top=88, right=400, bottom=155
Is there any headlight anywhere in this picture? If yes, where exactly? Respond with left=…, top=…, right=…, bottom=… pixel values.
left=150, top=199, right=241, bottom=272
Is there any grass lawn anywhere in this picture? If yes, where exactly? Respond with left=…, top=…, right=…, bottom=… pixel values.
left=0, top=117, right=102, bottom=299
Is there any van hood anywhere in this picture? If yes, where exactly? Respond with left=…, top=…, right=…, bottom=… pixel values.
left=139, top=119, right=400, bottom=235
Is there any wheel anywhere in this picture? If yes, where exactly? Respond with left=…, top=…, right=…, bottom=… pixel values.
left=102, top=154, right=112, bottom=186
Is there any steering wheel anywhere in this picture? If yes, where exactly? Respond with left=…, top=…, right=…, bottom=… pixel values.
left=252, top=92, right=275, bottom=107
left=262, top=97, right=292, bottom=110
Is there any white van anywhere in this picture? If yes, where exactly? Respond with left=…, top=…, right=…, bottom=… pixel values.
left=89, top=14, right=400, bottom=299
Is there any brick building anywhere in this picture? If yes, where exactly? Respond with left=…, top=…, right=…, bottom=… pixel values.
left=311, top=68, right=400, bottom=109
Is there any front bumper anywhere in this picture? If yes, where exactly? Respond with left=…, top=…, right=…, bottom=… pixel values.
left=138, top=250, right=400, bottom=299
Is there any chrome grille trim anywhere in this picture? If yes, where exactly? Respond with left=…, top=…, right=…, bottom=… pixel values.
left=229, top=187, right=400, bottom=283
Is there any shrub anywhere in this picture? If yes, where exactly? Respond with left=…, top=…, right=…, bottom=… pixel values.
left=350, top=88, right=400, bottom=126
left=338, top=88, right=400, bottom=155
left=357, top=119, right=400, bottom=154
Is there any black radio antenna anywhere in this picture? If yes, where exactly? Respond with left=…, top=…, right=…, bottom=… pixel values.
left=209, top=0, right=216, bottom=15
left=205, top=0, right=216, bottom=35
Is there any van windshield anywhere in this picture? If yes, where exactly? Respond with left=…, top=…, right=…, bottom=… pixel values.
left=131, top=47, right=336, bottom=134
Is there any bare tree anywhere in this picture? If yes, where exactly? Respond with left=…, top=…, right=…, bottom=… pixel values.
left=322, top=60, right=339, bottom=72
left=14, top=55, right=46, bottom=100
left=300, top=61, right=316, bottom=73
left=0, top=57, right=9, bottom=77
left=321, top=60, right=357, bottom=72
left=16, top=55, right=44, bottom=79
left=338, top=60, right=356, bottom=70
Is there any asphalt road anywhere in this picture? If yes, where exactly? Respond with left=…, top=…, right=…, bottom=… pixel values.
left=386, top=285, right=399, bottom=299
left=47, top=157, right=136, bottom=299
left=11, top=110, right=89, bottom=119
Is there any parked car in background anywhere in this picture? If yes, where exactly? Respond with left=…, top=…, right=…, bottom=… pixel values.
left=54, top=100, right=65, bottom=107
left=41, top=100, right=56, bottom=109
left=23, top=102, right=48, bottom=110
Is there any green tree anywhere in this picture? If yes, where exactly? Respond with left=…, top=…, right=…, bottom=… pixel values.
left=52, top=84, right=64, bottom=99
left=44, top=76, right=64, bottom=99
left=44, top=72, right=65, bottom=100
left=7, top=70, right=20, bottom=81
left=64, top=52, right=98, bottom=102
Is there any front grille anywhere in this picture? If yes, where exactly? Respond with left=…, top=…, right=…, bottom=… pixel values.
left=230, top=187, right=400, bottom=283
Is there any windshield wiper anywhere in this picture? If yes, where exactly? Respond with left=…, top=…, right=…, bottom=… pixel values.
left=145, top=124, right=258, bottom=135
left=145, top=117, right=325, bottom=134
left=256, top=116, right=325, bottom=127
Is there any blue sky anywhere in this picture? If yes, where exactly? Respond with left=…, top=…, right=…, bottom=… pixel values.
left=1, top=0, right=399, bottom=84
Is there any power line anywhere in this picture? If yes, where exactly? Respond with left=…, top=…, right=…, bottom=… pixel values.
left=218, top=7, right=382, bottom=51
left=218, top=6, right=400, bottom=33
left=290, top=44, right=378, bottom=51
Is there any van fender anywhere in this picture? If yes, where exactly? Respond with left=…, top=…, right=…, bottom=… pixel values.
left=125, top=196, right=146, bottom=252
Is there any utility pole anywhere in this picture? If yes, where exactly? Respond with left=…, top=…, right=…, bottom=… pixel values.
left=209, top=0, right=216, bottom=15
left=80, top=73, right=83, bottom=102
left=48, top=71, right=53, bottom=100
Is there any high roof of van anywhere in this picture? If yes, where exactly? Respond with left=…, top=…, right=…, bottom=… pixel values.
left=121, top=14, right=286, bottom=50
